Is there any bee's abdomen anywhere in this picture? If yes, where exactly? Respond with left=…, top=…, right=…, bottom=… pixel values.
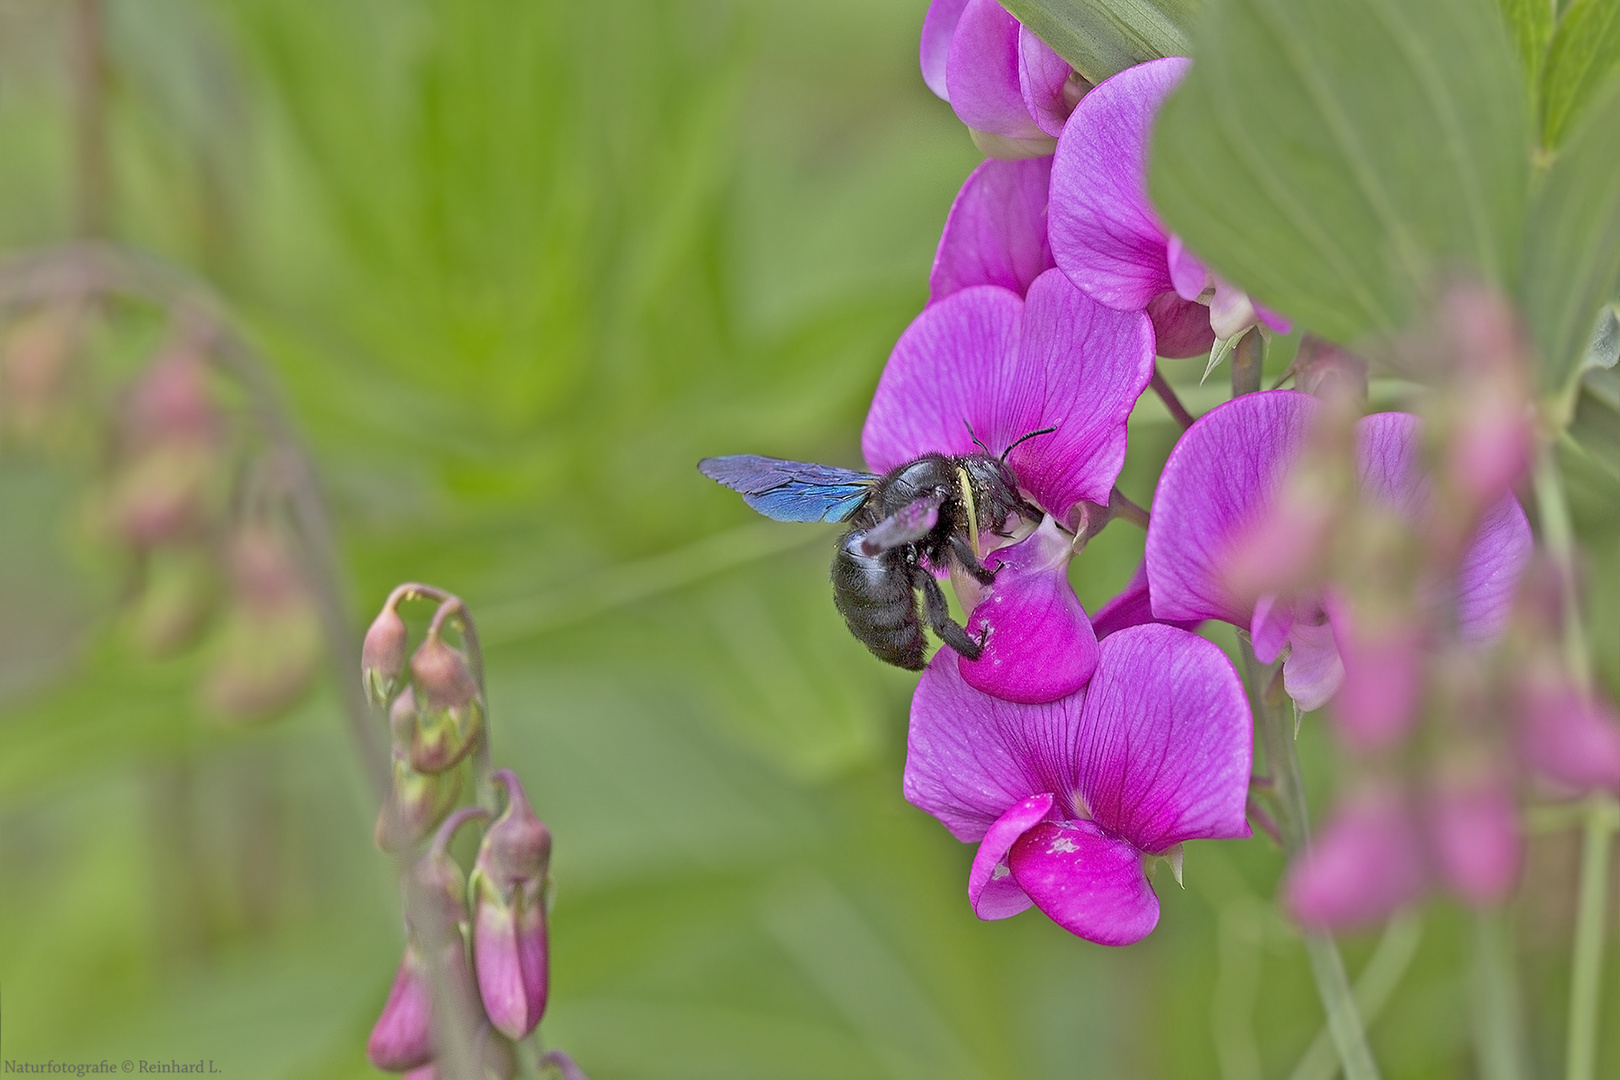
left=830, top=538, right=925, bottom=671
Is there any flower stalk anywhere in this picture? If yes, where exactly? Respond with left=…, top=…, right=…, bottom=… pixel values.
left=1243, top=644, right=1382, bottom=1080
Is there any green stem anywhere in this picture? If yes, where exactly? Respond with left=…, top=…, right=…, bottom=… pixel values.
left=1473, top=908, right=1529, bottom=1080
left=1533, top=449, right=1617, bottom=1080
left=1232, top=329, right=1265, bottom=397
left=1566, top=794, right=1618, bottom=1080
left=1242, top=643, right=1382, bottom=1080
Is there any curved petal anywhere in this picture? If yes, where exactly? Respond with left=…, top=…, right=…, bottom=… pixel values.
left=1165, top=234, right=1209, bottom=301
left=863, top=286, right=1022, bottom=473
left=1008, top=819, right=1160, bottom=945
left=946, top=0, right=1045, bottom=140
left=1146, top=390, right=1316, bottom=625
left=1090, top=561, right=1204, bottom=639
left=1454, top=493, right=1532, bottom=643
left=1017, top=27, right=1076, bottom=138
left=920, top=0, right=970, bottom=101
left=904, top=652, right=1087, bottom=842
left=929, top=156, right=1055, bottom=304
left=1285, top=787, right=1427, bottom=930
left=968, top=793, right=1053, bottom=919
left=1249, top=593, right=1295, bottom=664
left=1073, top=624, right=1253, bottom=852
left=960, top=515, right=1099, bottom=703
left=1048, top=57, right=1188, bottom=311
left=1282, top=615, right=1344, bottom=712
left=998, top=269, right=1155, bottom=517
left=1146, top=291, right=1217, bottom=358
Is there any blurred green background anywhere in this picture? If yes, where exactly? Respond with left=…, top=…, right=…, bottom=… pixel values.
left=0, top=2, right=1612, bottom=1078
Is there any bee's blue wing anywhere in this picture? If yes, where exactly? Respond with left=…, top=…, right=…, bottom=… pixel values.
left=698, top=455, right=877, bottom=523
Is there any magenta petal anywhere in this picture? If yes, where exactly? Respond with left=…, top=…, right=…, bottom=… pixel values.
left=929, top=156, right=1055, bottom=304
left=1165, top=234, right=1209, bottom=302
left=1049, top=57, right=1188, bottom=311
left=960, top=516, right=1098, bottom=703
left=1286, top=789, right=1427, bottom=930
left=1454, top=493, right=1533, bottom=644
left=920, top=0, right=969, bottom=100
left=1427, top=777, right=1522, bottom=906
left=1074, top=625, right=1253, bottom=852
left=969, top=793, right=1053, bottom=919
left=1249, top=594, right=1294, bottom=664
left=1146, top=390, right=1316, bottom=625
left=946, top=0, right=1045, bottom=140
left=368, top=947, right=435, bottom=1072
left=474, top=896, right=548, bottom=1041
left=905, top=652, right=1086, bottom=842
left=863, top=286, right=1021, bottom=473
left=1008, top=819, right=1159, bottom=945
left=1090, top=561, right=1203, bottom=639
left=1282, top=616, right=1344, bottom=712
left=998, top=269, right=1155, bottom=517
left=1017, top=27, right=1074, bottom=138
left=1517, top=678, right=1620, bottom=790
left=1146, top=292, right=1217, bottom=358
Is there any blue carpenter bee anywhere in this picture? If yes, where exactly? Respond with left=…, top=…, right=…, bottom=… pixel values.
left=698, top=437, right=1049, bottom=670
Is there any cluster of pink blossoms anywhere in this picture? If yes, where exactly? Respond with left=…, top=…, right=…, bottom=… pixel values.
left=884, top=7, right=1620, bottom=943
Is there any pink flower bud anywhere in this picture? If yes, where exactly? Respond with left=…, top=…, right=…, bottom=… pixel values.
left=1285, top=786, right=1427, bottom=930
left=1327, top=599, right=1427, bottom=751
left=376, top=756, right=465, bottom=854
left=1291, top=337, right=1368, bottom=403
left=364, top=604, right=410, bottom=705
left=408, top=637, right=484, bottom=773
left=1516, top=674, right=1620, bottom=791
left=472, top=771, right=552, bottom=1041
left=1426, top=773, right=1522, bottom=905
left=368, top=944, right=435, bottom=1072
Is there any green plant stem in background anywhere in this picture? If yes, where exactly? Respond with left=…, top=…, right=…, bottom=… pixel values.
left=1566, top=794, right=1618, bottom=1080
left=1242, top=645, right=1382, bottom=1080
left=1472, top=908, right=1529, bottom=1080
left=1533, top=448, right=1618, bottom=1080
left=1289, top=913, right=1422, bottom=1080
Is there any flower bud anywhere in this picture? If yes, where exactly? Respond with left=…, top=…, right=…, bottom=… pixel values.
left=1285, top=784, right=1427, bottom=930
left=376, top=757, right=465, bottom=854
left=1, top=303, right=83, bottom=441
left=412, top=806, right=488, bottom=930
left=409, top=636, right=484, bottom=774
left=471, top=770, right=552, bottom=1041
left=1427, top=769, right=1522, bottom=905
left=364, top=604, right=410, bottom=705
left=1516, top=673, right=1620, bottom=791
left=368, top=943, right=435, bottom=1072
left=539, top=1051, right=591, bottom=1080
left=1291, top=337, right=1368, bottom=403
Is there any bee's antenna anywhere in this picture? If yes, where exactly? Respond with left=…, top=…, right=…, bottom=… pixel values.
left=964, top=420, right=994, bottom=457
left=1001, top=425, right=1058, bottom=461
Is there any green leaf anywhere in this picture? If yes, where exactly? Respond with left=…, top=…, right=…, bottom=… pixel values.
left=999, top=0, right=1200, bottom=83
left=1149, top=0, right=1531, bottom=344
left=1521, top=76, right=1620, bottom=399
left=1496, top=0, right=1555, bottom=91
left=1540, top=0, right=1620, bottom=147
left=1568, top=367, right=1620, bottom=480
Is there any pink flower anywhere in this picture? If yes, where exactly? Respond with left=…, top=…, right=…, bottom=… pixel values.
left=921, top=0, right=1088, bottom=158
left=863, top=270, right=1154, bottom=701
left=905, top=624, right=1252, bottom=944
left=471, top=771, right=552, bottom=1042
left=1048, top=58, right=1289, bottom=351
left=1144, top=391, right=1531, bottom=740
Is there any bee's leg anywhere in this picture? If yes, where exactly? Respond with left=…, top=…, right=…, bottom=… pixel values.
left=949, top=533, right=997, bottom=585
left=913, top=566, right=983, bottom=661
